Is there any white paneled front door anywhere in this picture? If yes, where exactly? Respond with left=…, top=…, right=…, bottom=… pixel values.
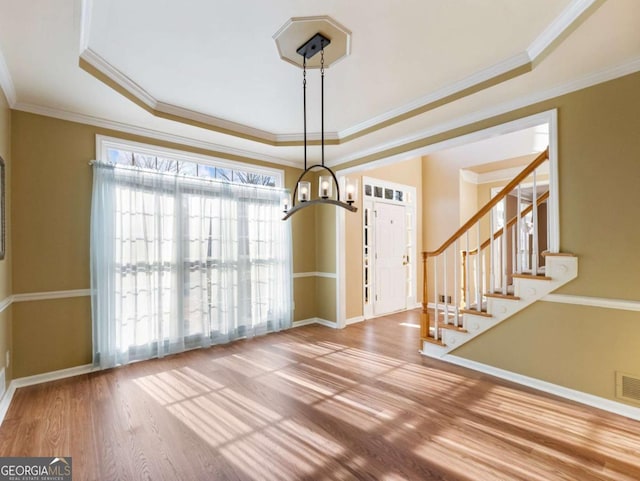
left=374, top=202, right=407, bottom=315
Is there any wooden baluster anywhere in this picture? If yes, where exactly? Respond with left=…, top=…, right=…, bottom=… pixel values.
left=421, top=252, right=429, bottom=341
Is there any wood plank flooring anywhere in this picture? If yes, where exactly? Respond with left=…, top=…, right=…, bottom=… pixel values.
left=1, top=309, right=639, bottom=480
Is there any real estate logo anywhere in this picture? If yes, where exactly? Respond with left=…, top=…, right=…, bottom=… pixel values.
left=0, top=457, right=72, bottom=481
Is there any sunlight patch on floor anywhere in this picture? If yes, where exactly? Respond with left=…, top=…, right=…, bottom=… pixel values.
left=399, top=322, right=420, bottom=329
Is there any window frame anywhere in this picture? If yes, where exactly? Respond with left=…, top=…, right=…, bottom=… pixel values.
left=96, top=135, right=284, bottom=188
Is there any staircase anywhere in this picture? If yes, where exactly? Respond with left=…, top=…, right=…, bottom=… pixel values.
left=420, top=148, right=578, bottom=358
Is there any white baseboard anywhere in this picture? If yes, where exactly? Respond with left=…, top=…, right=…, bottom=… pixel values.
left=0, top=363, right=95, bottom=426
left=440, top=354, right=640, bottom=421
left=292, top=317, right=337, bottom=329
left=292, top=318, right=318, bottom=328
left=346, top=316, right=365, bottom=325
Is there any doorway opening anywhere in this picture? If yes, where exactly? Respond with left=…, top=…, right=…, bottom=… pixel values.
left=361, top=178, right=417, bottom=318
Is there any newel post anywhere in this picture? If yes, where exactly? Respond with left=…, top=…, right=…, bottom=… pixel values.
left=421, top=252, right=429, bottom=340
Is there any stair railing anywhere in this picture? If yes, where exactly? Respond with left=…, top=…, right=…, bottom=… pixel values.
left=421, top=147, right=550, bottom=344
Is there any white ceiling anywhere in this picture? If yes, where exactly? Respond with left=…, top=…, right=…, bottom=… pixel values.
left=0, top=0, right=639, bottom=168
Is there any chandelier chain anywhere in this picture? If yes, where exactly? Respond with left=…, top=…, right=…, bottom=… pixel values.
left=321, top=49, right=325, bottom=167
left=303, top=56, right=307, bottom=171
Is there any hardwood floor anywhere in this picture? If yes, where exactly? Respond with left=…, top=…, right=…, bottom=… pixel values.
left=1, top=309, right=639, bottom=480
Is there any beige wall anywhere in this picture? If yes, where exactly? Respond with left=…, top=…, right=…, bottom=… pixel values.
left=10, top=111, right=313, bottom=377
left=334, top=71, right=640, bottom=406
left=0, top=90, right=12, bottom=390
left=450, top=72, right=640, bottom=405
left=344, top=156, right=423, bottom=320
left=7, top=70, right=640, bottom=406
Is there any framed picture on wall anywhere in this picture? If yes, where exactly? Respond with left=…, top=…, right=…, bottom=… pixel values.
left=0, top=156, right=5, bottom=260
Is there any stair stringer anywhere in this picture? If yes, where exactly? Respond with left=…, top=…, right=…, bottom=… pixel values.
left=422, top=255, right=578, bottom=358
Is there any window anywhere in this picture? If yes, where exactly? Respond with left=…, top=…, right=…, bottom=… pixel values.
left=91, top=137, right=291, bottom=368
left=98, top=135, right=282, bottom=187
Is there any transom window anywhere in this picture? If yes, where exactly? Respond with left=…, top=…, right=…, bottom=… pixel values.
left=97, top=135, right=282, bottom=187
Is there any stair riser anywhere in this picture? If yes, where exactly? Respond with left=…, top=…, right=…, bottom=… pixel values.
left=422, top=255, right=578, bottom=358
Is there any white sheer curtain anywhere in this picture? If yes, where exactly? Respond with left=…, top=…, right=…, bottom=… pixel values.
left=90, top=162, right=292, bottom=369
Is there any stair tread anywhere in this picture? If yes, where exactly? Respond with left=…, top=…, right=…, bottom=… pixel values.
left=513, top=273, right=552, bottom=280
left=422, top=336, right=446, bottom=347
left=439, top=323, right=467, bottom=333
left=485, top=292, right=521, bottom=300
left=541, top=251, right=575, bottom=257
left=460, top=308, right=492, bottom=318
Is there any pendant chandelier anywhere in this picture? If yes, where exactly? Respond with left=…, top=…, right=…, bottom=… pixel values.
left=282, top=33, right=358, bottom=220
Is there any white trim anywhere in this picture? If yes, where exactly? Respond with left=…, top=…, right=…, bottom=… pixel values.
left=338, top=52, right=530, bottom=140
left=12, top=363, right=95, bottom=389
left=427, top=302, right=457, bottom=313
left=0, top=45, right=16, bottom=107
left=79, top=0, right=93, bottom=53
left=361, top=177, right=418, bottom=316
left=336, top=110, right=557, bottom=174
left=156, top=100, right=278, bottom=143
left=0, top=296, right=11, bottom=314
left=527, top=0, right=598, bottom=61
left=314, top=318, right=338, bottom=328
left=547, top=109, right=560, bottom=253
left=345, top=316, right=365, bottom=326
left=336, top=207, right=346, bottom=329
left=12, top=289, right=91, bottom=303
left=292, top=318, right=320, bottom=328
left=542, top=294, right=640, bottom=312
left=330, top=57, right=640, bottom=168
left=74, top=0, right=596, bottom=146
left=12, top=102, right=295, bottom=168
left=0, top=382, right=15, bottom=426
left=440, top=354, right=640, bottom=421
left=95, top=135, right=285, bottom=188
left=7, top=55, right=640, bottom=171
left=0, top=363, right=95, bottom=426
left=80, top=48, right=156, bottom=109
left=291, top=317, right=337, bottom=329
left=292, top=272, right=337, bottom=279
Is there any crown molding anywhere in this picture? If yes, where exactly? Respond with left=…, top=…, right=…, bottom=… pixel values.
left=75, top=0, right=600, bottom=146
left=337, top=51, right=531, bottom=140
left=0, top=47, right=16, bottom=107
left=527, top=0, right=600, bottom=61
left=80, top=47, right=156, bottom=108
left=12, top=102, right=298, bottom=168
left=329, top=56, right=640, bottom=168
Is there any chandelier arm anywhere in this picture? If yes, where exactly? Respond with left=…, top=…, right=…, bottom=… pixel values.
left=283, top=199, right=357, bottom=221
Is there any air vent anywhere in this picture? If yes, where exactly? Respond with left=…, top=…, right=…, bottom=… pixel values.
left=616, top=371, right=640, bottom=404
